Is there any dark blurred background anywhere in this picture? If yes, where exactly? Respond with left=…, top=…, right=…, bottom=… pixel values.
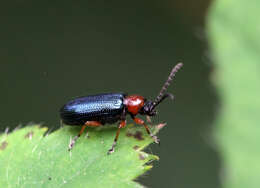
left=0, top=1, right=219, bottom=187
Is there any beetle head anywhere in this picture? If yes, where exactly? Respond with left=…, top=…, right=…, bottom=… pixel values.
left=139, top=93, right=174, bottom=116
left=139, top=100, right=157, bottom=116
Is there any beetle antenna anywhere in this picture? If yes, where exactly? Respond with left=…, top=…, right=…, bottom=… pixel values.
left=152, top=63, right=183, bottom=108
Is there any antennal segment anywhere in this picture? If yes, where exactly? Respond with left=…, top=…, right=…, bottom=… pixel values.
left=153, top=62, right=183, bottom=107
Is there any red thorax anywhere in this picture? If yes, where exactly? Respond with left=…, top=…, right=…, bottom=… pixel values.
left=124, top=95, right=145, bottom=115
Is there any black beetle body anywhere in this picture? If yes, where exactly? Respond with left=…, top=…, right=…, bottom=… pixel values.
left=60, top=93, right=126, bottom=125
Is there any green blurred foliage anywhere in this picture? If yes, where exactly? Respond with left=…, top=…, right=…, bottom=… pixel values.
left=208, top=0, right=260, bottom=187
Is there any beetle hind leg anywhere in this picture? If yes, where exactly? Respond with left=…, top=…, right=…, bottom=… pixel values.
left=69, top=124, right=87, bottom=151
left=68, top=121, right=102, bottom=151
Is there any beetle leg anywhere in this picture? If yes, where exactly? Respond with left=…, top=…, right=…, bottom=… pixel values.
left=69, top=121, right=102, bottom=151
left=85, top=121, right=102, bottom=127
left=132, top=117, right=160, bottom=144
left=146, top=115, right=152, bottom=124
left=69, top=124, right=87, bottom=151
left=107, top=120, right=126, bottom=155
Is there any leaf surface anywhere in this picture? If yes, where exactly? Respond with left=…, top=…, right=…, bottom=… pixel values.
left=0, top=124, right=163, bottom=188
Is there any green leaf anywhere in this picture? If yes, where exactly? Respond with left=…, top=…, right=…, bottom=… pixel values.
left=0, top=124, right=164, bottom=188
left=207, top=0, right=260, bottom=187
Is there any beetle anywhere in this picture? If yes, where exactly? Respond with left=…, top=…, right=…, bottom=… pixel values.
left=60, top=63, right=183, bottom=154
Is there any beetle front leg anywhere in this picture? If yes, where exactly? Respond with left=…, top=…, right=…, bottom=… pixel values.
left=132, top=117, right=160, bottom=144
left=107, top=120, right=126, bottom=154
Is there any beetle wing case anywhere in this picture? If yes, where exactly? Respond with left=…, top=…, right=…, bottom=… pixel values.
left=60, top=93, right=126, bottom=125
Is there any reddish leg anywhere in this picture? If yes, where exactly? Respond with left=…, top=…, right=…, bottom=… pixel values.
left=132, top=117, right=160, bottom=144
left=146, top=115, right=152, bottom=124
left=85, top=121, right=103, bottom=127
left=107, top=120, right=126, bottom=154
left=69, top=121, right=102, bottom=151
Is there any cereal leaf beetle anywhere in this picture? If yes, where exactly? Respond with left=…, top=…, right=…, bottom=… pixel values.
left=60, top=63, right=183, bottom=154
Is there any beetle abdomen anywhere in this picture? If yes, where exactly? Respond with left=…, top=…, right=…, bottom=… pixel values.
left=60, top=93, right=126, bottom=125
